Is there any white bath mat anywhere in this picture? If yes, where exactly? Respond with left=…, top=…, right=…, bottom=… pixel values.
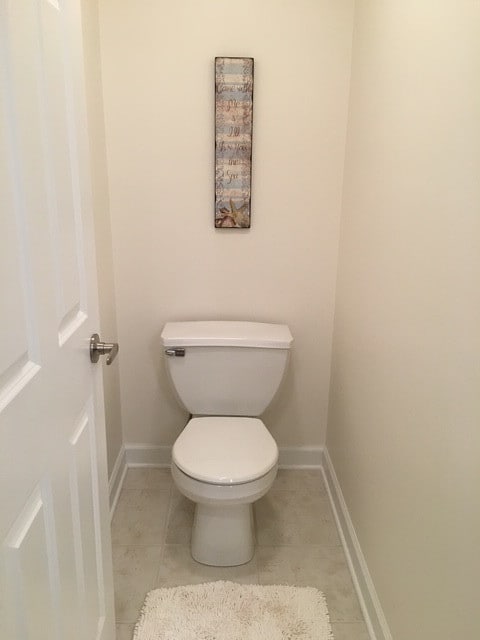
left=133, top=580, right=333, bottom=640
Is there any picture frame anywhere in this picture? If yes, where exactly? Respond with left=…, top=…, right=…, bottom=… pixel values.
left=215, top=57, right=254, bottom=228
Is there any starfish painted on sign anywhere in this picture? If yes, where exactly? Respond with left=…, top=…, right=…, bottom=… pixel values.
left=217, top=199, right=249, bottom=228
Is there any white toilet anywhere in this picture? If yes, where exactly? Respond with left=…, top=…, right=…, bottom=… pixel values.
left=161, top=320, right=293, bottom=567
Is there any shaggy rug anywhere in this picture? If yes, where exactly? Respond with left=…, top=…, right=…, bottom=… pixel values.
left=133, top=580, right=333, bottom=640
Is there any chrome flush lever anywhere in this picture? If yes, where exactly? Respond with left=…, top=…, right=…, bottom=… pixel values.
left=90, top=333, right=119, bottom=365
left=165, top=348, right=185, bottom=357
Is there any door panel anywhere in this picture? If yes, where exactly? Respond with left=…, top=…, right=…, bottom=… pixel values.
left=0, top=12, right=42, bottom=414
left=3, top=483, right=59, bottom=640
left=68, top=404, right=106, bottom=638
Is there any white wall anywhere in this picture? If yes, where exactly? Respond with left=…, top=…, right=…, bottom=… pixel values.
left=327, top=2, right=480, bottom=639
left=81, top=0, right=123, bottom=475
left=98, top=0, right=354, bottom=448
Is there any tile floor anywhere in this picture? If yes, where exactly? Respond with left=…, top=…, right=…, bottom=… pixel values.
left=112, top=467, right=369, bottom=640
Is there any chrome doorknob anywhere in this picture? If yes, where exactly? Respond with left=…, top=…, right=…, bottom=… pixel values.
left=90, top=334, right=119, bottom=365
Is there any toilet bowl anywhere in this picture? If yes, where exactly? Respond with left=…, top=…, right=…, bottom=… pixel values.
left=161, top=321, right=293, bottom=566
left=171, top=416, right=278, bottom=566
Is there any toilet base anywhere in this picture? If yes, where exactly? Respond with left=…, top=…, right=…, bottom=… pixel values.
left=191, top=503, right=254, bottom=566
left=171, top=462, right=277, bottom=567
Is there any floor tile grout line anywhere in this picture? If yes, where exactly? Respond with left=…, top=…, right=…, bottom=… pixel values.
left=163, top=481, right=176, bottom=544
left=256, top=543, right=344, bottom=548
left=154, top=480, right=175, bottom=586
left=153, top=542, right=167, bottom=587
left=112, top=544, right=164, bottom=548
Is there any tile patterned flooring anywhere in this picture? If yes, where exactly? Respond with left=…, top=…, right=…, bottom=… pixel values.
left=112, top=468, right=369, bottom=640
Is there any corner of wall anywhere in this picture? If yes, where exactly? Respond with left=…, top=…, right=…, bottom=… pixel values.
left=321, top=448, right=392, bottom=640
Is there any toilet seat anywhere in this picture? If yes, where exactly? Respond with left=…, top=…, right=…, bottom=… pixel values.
left=172, top=416, right=278, bottom=485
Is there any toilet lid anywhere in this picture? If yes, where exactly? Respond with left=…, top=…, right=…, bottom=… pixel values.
left=172, top=417, right=278, bottom=485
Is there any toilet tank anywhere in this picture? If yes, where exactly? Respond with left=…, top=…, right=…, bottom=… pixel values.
left=161, top=321, right=293, bottom=416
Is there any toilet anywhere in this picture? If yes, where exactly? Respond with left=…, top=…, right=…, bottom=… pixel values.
left=161, top=320, right=293, bottom=567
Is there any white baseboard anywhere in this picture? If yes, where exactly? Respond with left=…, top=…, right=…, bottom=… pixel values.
left=123, top=443, right=323, bottom=469
left=124, top=443, right=172, bottom=467
left=321, top=448, right=392, bottom=640
left=108, top=444, right=127, bottom=520
left=278, top=446, right=323, bottom=468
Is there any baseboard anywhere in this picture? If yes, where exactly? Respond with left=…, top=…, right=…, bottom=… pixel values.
left=278, top=446, right=323, bottom=468
left=124, top=443, right=172, bottom=467
left=321, top=448, right=392, bottom=640
left=108, top=444, right=127, bottom=520
left=123, top=443, right=323, bottom=469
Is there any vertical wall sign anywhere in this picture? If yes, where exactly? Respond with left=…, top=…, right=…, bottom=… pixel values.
left=215, top=57, right=254, bottom=228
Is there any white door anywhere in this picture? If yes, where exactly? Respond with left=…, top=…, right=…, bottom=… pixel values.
left=0, top=0, right=115, bottom=639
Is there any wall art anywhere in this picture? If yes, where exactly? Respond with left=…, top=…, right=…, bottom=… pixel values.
left=215, top=57, right=254, bottom=228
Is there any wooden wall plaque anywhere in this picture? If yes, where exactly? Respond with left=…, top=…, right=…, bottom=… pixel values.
left=215, top=57, right=254, bottom=228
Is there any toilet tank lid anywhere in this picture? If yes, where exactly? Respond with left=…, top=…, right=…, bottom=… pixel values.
left=161, top=321, right=293, bottom=349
